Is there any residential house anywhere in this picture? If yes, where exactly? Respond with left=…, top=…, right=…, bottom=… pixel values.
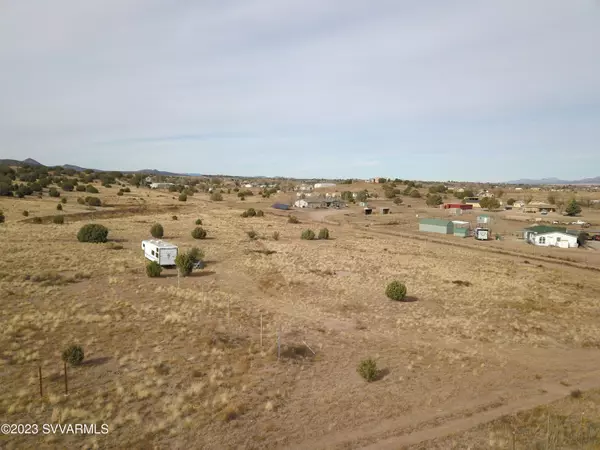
left=513, top=200, right=525, bottom=208
left=523, top=225, right=579, bottom=248
left=294, top=198, right=326, bottom=208
left=314, top=183, right=336, bottom=189
left=150, top=182, right=174, bottom=189
left=523, top=202, right=556, bottom=213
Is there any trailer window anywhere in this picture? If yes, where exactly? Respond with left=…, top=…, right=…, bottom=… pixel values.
left=151, top=250, right=155, bottom=256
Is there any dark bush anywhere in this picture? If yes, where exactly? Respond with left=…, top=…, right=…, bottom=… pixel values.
left=30, top=182, right=42, bottom=192
left=195, top=219, right=202, bottom=225
left=32, top=217, right=42, bottom=224
left=385, top=281, right=407, bottom=301
left=256, top=210, right=264, bottom=217
left=56, top=203, right=63, bottom=211
left=86, top=185, right=99, bottom=193
left=77, top=197, right=85, bottom=204
left=175, top=247, right=204, bottom=277
left=246, top=230, right=258, bottom=240
left=191, top=227, right=207, bottom=239
left=272, top=231, right=280, bottom=241
left=85, top=196, right=101, bottom=207
left=0, top=211, right=4, bottom=223
left=146, top=261, right=163, bottom=278
left=150, top=223, right=164, bottom=238
left=62, top=182, right=74, bottom=192
left=22, top=210, right=29, bottom=217
left=62, top=345, right=84, bottom=366
left=178, top=193, right=187, bottom=202
left=318, top=228, right=330, bottom=240
left=117, top=191, right=124, bottom=196
left=210, top=192, right=223, bottom=201
left=76, top=185, right=86, bottom=192
left=301, top=229, right=316, bottom=240
left=241, top=211, right=248, bottom=218
left=77, top=224, right=109, bottom=243
left=61, top=197, right=67, bottom=204
left=53, top=215, right=65, bottom=224
left=246, top=208, right=256, bottom=217
left=357, top=358, right=378, bottom=382
left=49, top=188, right=60, bottom=197
left=288, top=215, right=300, bottom=224
left=124, top=187, right=131, bottom=193
left=172, top=215, right=178, bottom=221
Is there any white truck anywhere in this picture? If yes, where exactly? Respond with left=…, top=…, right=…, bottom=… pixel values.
left=141, top=239, right=178, bottom=266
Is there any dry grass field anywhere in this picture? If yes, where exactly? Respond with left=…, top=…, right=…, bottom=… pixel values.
left=2, top=182, right=600, bottom=449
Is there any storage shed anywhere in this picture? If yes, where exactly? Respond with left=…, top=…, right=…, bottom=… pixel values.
left=380, top=207, right=390, bottom=215
left=364, top=208, right=373, bottom=215
left=419, top=218, right=454, bottom=234
left=452, top=220, right=470, bottom=238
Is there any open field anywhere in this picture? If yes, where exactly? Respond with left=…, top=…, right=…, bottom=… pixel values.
left=2, top=183, right=600, bottom=449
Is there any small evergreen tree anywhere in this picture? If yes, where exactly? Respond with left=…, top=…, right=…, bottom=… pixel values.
left=565, top=199, right=582, bottom=216
left=385, top=281, right=407, bottom=301
left=146, top=261, right=163, bottom=277
left=191, top=227, right=207, bottom=239
left=62, top=345, right=85, bottom=366
left=150, top=223, right=164, bottom=238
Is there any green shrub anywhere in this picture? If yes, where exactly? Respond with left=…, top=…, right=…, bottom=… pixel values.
left=53, top=215, right=65, bottom=224
left=246, top=230, right=258, bottom=240
left=86, top=185, right=99, bottom=193
left=239, top=195, right=245, bottom=201
left=385, top=280, right=407, bottom=301
left=49, top=188, right=60, bottom=197
left=175, top=247, right=203, bottom=277
left=195, top=219, right=202, bottom=225
left=301, top=229, right=315, bottom=240
left=56, top=203, right=63, bottom=211
left=77, top=224, right=109, bottom=243
left=77, top=197, right=85, bottom=204
left=146, top=261, right=163, bottom=278
left=62, top=345, right=84, bottom=366
left=150, top=223, right=164, bottom=238
left=357, top=358, right=378, bottom=382
left=117, top=191, right=124, bottom=196
left=178, top=193, right=187, bottom=202
left=32, top=217, right=42, bottom=224
left=0, top=211, right=4, bottom=224
left=256, top=210, right=264, bottom=217
left=85, top=196, right=101, bottom=207
left=240, top=211, right=248, bottom=218
left=210, top=192, right=223, bottom=201
left=76, top=185, right=86, bottom=192
left=272, top=231, right=280, bottom=241
left=61, top=197, right=67, bottom=204
left=246, top=208, right=256, bottom=217
left=172, top=215, right=178, bottom=220
left=22, top=210, right=29, bottom=217
left=124, top=187, right=131, bottom=193
left=288, top=215, right=300, bottom=224
left=318, top=228, right=330, bottom=240
left=62, top=182, right=74, bottom=192
left=191, top=227, right=207, bottom=239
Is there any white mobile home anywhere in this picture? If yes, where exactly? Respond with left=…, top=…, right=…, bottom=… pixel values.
left=529, top=232, right=579, bottom=248
left=142, top=239, right=178, bottom=266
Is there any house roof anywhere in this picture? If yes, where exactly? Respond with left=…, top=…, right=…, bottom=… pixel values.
left=419, top=218, right=452, bottom=226
left=524, top=225, right=566, bottom=234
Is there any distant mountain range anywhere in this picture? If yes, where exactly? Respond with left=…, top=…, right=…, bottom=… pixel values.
left=0, top=158, right=182, bottom=176
left=506, top=176, right=600, bottom=185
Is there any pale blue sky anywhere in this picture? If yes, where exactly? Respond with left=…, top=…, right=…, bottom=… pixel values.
left=1, top=0, right=599, bottom=181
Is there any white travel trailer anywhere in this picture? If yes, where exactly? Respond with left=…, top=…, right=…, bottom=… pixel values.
left=141, top=239, right=178, bottom=266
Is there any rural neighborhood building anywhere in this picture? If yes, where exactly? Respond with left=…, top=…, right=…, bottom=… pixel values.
left=442, top=203, right=473, bottom=210
left=523, top=202, right=556, bottom=213
left=462, top=197, right=481, bottom=208
left=294, top=198, right=326, bottom=208
left=313, top=183, right=336, bottom=189
left=150, top=182, right=174, bottom=189
left=512, top=200, right=525, bottom=208
left=523, top=225, right=579, bottom=248
left=419, top=218, right=454, bottom=235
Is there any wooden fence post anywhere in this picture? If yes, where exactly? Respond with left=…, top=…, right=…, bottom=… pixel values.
left=64, top=361, right=68, bottom=395
left=38, top=366, right=43, bottom=398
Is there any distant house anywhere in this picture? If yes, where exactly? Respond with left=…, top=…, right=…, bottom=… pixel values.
left=150, top=182, right=174, bottom=189
left=314, top=183, right=336, bottom=189
left=523, top=225, right=579, bottom=248
left=524, top=202, right=556, bottom=213
left=513, top=200, right=525, bottom=208
left=463, top=197, right=481, bottom=208
left=294, top=198, right=326, bottom=208
left=419, top=218, right=454, bottom=235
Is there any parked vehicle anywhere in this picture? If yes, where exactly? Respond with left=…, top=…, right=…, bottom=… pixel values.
left=141, top=239, right=178, bottom=266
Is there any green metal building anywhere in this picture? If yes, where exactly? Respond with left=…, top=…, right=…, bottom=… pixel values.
left=419, top=218, right=454, bottom=235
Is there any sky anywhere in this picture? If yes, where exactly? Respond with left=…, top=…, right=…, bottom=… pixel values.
left=1, top=0, right=599, bottom=182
